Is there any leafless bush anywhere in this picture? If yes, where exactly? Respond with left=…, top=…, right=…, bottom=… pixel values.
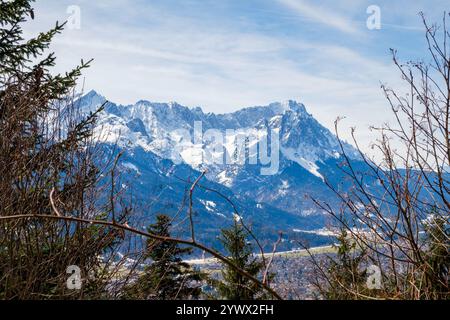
left=310, top=13, right=449, bottom=300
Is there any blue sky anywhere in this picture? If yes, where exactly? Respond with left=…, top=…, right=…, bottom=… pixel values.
left=24, top=0, right=449, bottom=149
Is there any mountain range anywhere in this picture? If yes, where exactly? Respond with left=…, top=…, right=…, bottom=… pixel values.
left=77, top=90, right=371, bottom=251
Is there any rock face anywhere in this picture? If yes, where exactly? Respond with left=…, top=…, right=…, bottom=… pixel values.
left=76, top=90, right=367, bottom=250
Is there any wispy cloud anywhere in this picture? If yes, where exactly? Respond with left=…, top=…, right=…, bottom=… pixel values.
left=276, top=0, right=359, bottom=34
left=22, top=0, right=443, bottom=153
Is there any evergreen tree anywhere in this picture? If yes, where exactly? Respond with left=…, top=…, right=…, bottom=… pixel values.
left=0, top=0, right=127, bottom=299
left=421, top=214, right=449, bottom=299
left=125, top=214, right=202, bottom=299
left=318, top=228, right=369, bottom=300
left=217, top=220, right=265, bottom=300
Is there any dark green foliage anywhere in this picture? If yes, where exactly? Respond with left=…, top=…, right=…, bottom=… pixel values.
left=216, top=220, right=265, bottom=300
left=421, top=215, right=449, bottom=299
left=319, top=228, right=369, bottom=300
left=124, top=215, right=202, bottom=299
left=0, top=0, right=125, bottom=299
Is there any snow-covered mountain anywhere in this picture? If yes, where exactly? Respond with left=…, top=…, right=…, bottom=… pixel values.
left=76, top=90, right=366, bottom=250
left=81, top=91, right=357, bottom=172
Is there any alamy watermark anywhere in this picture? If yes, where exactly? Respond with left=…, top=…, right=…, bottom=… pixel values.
left=366, top=265, right=383, bottom=290
left=366, top=5, right=381, bottom=30
left=171, top=121, right=280, bottom=175
left=66, top=5, right=81, bottom=30
left=66, top=265, right=82, bottom=290
left=66, top=265, right=96, bottom=290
